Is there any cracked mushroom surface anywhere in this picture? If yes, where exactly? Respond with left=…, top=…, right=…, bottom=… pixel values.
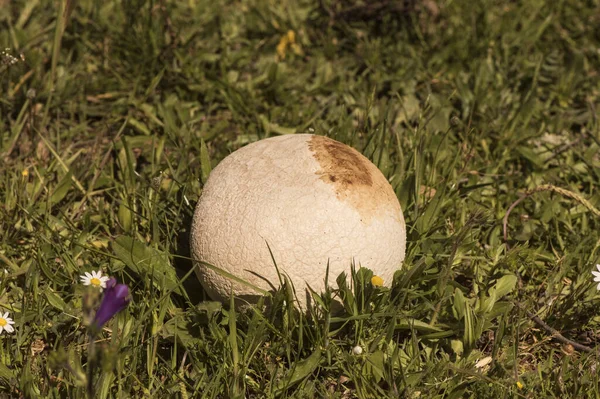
left=190, top=134, right=406, bottom=310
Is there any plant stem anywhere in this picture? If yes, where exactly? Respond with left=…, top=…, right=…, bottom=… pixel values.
left=87, top=332, right=96, bottom=399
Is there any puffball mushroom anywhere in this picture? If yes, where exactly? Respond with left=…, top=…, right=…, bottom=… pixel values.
left=190, top=134, right=406, bottom=310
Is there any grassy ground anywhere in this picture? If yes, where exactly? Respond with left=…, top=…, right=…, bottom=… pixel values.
left=1, top=0, right=600, bottom=397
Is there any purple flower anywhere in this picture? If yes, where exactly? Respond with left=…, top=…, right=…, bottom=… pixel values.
left=94, top=278, right=130, bottom=329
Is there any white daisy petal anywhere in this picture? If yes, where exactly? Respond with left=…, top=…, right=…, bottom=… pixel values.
left=596, top=264, right=600, bottom=273
left=80, top=270, right=110, bottom=290
left=0, top=313, right=14, bottom=335
left=597, top=281, right=600, bottom=291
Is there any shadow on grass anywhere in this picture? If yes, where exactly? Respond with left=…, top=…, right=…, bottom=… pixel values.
left=173, top=206, right=209, bottom=305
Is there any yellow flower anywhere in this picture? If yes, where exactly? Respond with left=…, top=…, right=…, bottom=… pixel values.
left=371, top=275, right=384, bottom=287
left=21, top=169, right=29, bottom=177
left=276, top=30, right=302, bottom=60
left=287, top=30, right=295, bottom=43
left=516, top=381, right=524, bottom=390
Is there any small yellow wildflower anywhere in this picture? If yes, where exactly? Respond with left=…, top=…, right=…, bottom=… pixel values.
left=276, top=30, right=302, bottom=60
left=371, top=275, right=384, bottom=287
left=286, top=30, right=295, bottom=44
left=21, top=169, right=28, bottom=177
left=516, top=381, right=524, bottom=390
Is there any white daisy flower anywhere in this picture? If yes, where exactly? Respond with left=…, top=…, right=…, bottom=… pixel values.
left=0, top=312, right=15, bottom=335
left=592, top=264, right=600, bottom=291
left=80, top=270, right=110, bottom=291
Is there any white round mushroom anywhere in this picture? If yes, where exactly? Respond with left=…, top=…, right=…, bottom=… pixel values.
left=190, top=134, right=406, bottom=310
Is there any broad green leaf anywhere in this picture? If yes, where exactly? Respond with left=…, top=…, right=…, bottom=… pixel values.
left=395, top=93, right=420, bottom=124
left=0, top=362, right=15, bottom=383
left=275, top=349, right=321, bottom=396
left=365, top=350, right=385, bottom=382
left=199, top=137, right=212, bottom=184
left=112, top=236, right=181, bottom=294
left=38, top=250, right=62, bottom=285
left=516, top=146, right=545, bottom=167
left=420, top=327, right=456, bottom=338
left=336, top=271, right=348, bottom=292
left=491, top=274, right=517, bottom=299
left=161, top=318, right=194, bottom=345
left=196, top=301, right=223, bottom=316
left=117, top=203, right=132, bottom=232
left=451, top=339, right=464, bottom=357
left=139, top=103, right=164, bottom=127
left=49, top=170, right=74, bottom=206
left=478, top=293, right=496, bottom=315
left=453, top=288, right=466, bottom=320
left=396, top=318, right=445, bottom=333
left=127, top=117, right=151, bottom=135
left=489, top=301, right=513, bottom=319
left=463, top=304, right=475, bottom=351
left=44, top=290, right=67, bottom=311
left=478, top=275, right=516, bottom=316
left=429, top=106, right=452, bottom=133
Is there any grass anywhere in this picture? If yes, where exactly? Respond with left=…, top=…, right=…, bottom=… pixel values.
left=1, top=0, right=600, bottom=397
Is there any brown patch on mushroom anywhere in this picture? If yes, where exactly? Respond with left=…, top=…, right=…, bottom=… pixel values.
left=308, top=135, right=401, bottom=222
